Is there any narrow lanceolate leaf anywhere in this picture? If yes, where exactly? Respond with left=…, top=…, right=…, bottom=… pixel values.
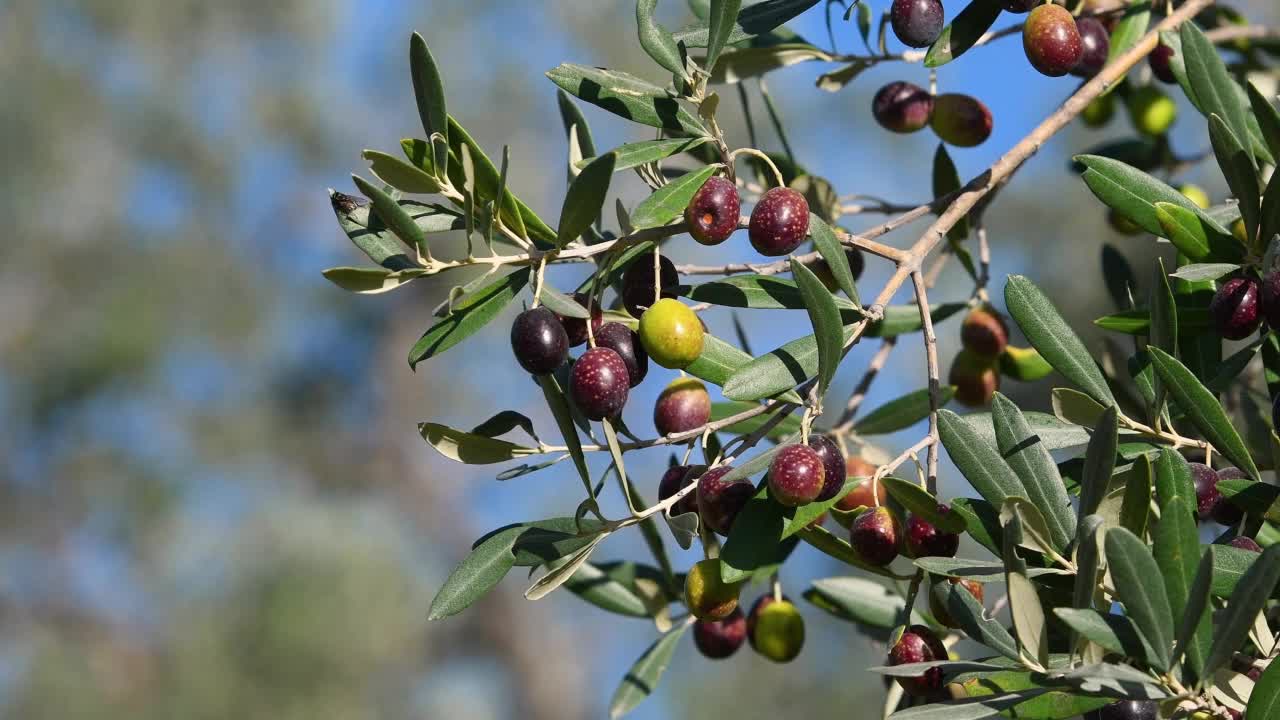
left=945, top=578, right=1020, bottom=660
left=1209, top=114, right=1262, bottom=245
left=363, top=149, right=440, bottom=193
left=672, top=0, right=821, bottom=47
left=1204, top=546, right=1280, bottom=677
left=990, top=393, right=1074, bottom=550
left=704, top=0, right=743, bottom=73
left=1248, top=83, right=1280, bottom=169
left=409, top=33, right=448, bottom=171
left=408, top=267, right=531, bottom=368
left=783, top=480, right=857, bottom=538
left=1076, top=155, right=1231, bottom=237
left=1051, top=387, right=1107, bottom=428
left=1118, top=455, right=1151, bottom=537
left=963, top=410, right=1094, bottom=454
left=932, top=144, right=970, bottom=244
left=1105, top=527, right=1174, bottom=671
left=428, top=524, right=523, bottom=620
left=722, top=325, right=857, bottom=401
left=1264, top=171, right=1280, bottom=255
left=1079, top=406, right=1118, bottom=521
left=938, top=409, right=1027, bottom=510
left=1170, top=548, right=1213, bottom=676
left=1149, top=257, right=1177, bottom=421
left=419, top=423, right=540, bottom=464
left=323, top=267, right=430, bottom=294
left=1105, top=2, right=1148, bottom=64
left=609, top=622, right=690, bottom=718
left=1072, top=515, right=1104, bottom=612
left=1001, top=498, right=1061, bottom=559
left=1249, top=651, right=1280, bottom=720
left=636, top=0, right=688, bottom=78
left=1181, top=22, right=1254, bottom=168
left=525, top=534, right=605, bottom=600
left=855, top=387, right=957, bottom=435
left=804, top=576, right=916, bottom=629
left=557, top=90, right=597, bottom=161
left=809, top=215, right=859, bottom=304
left=564, top=562, right=650, bottom=617
left=538, top=285, right=590, bottom=319
left=352, top=175, right=427, bottom=251
left=328, top=190, right=426, bottom=271
left=546, top=64, right=708, bottom=136
left=923, top=0, right=1003, bottom=68
left=886, top=692, right=1049, bottom=720
left=1147, top=347, right=1260, bottom=480
left=913, top=557, right=1068, bottom=582
left=1169, top=263, right=1240, bottom=282
left=866, top=303, right=966, bottom=337
left=1153, top=447, right=1195, bottom=509
left=1212, top=543, right=1264, bottom=597
left=720, top=485, right=797, bottom=584
left=1004, top=514, right=1049, bottom=671
left=1054, top=608, right=1159, bottom=666
left=790, top=258, right=842, bottom=395
left=687, top=333, right=751, bottom=388
left=1154, top=496, right=1209, bottom=680
left=1005, top=275, right=1115, bottom=406
left=558, top=152, right=616, bottom=247
left=630, top=165, right=719, bottom=230
left=882, top=477, right=966, bottom=533
left=710, top=401, right=801, bottom=440
left=688, top=274, right=856, bottom=311
left=537, top=374, right=593, bottom=497
left=578, top=138, right=709, bottom=173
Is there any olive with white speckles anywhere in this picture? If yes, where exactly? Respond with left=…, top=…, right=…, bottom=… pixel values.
left=697, top=466, right=754, bottom=535
left=890, top=0, right=944, bottom=49
left=749, top=187, right=810, bottom=256
left=654, top=377, right=711, bottom=436
left=1023, top=4, right=1083, bottom=77
left=768, top=444, right=825, bottom=506
left=686, top=176, right=741, bottom=246
left=510, top=307, right=569, bottom=375
left=569, top=347, right=630, bottom=420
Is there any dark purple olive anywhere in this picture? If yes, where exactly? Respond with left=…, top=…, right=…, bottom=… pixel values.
left=1227, top=536, right=1263, bottom=553
left=558, top=292, right=604, bottom=347
left=621, top=254, right=679, bottom=319
left=1071, top=17, right=1110, bottom=78
left=890, top=0, right=944, bottom=49
left=1084, top=700, right=1158, bottom=720
left=1209, top=276, right=1262, bottom=340
left=748, top=187, right=810, bottom=257
left=1149, top=43, right=1176, bottom=84
left=767, top=444, right=825, bottom=507
left=872, top=81, right=935, bottom=134
left=1001, top=0, right=1035, bottom=13
left=1190, top=462, right=1221, bottom=522
left=511, top=307, right=569, bottom=374
left=807, top=435, right=846, bottom=502
left=694, top=608, right=747, bottom=659
left=593, top=321, right=648, bottom=388
left=659, top=464, right=700, bottom=517
left=905, top=506, right=960, bottom=558
left=697, top=466, right=755, bottom=535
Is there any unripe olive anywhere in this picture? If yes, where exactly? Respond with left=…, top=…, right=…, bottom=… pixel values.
left=638, top=298, right=705, bottom=369
left=748, top=597, right=806, bottom=663
left=1179, top=184, right=1211, bottom=210
left=1081, top=93, right=1115, bottom=128
left=1127, top=86, right=1176, bottom=136
left=684, top=558, right=743, bottom=620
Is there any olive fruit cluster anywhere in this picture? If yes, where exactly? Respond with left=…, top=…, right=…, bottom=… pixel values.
left=509, top=255, right=708, bottom=426
left=949, top=305, right=1008, bottom=407
left=693, top=592, right=806, bottom=663
left=872, top=82, right=993, bottom=148
left=850, top=502, right=961, bottom=567
left=687, top=174, right=815, bottom=257
left=1021, top=4, right=1111, bottom=78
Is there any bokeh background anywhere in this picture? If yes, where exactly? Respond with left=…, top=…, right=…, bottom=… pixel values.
left=1, top=1, right=1276, bottom=718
